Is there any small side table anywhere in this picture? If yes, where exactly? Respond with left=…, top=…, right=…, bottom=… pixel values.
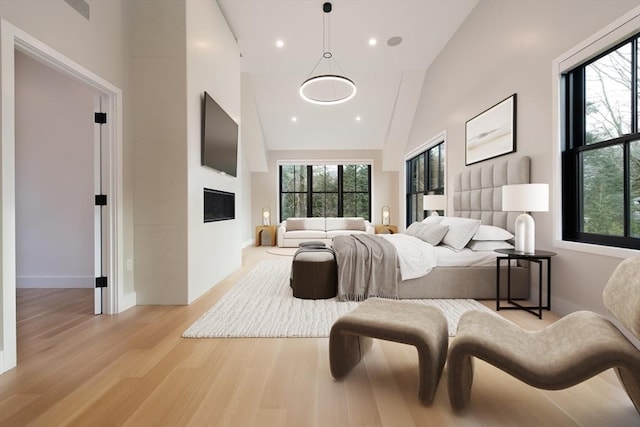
left=495, top=249, right=556, bottom=319
left=255, top=225, right=277, bottom=247
left=375, top=224, right=397, bottom=234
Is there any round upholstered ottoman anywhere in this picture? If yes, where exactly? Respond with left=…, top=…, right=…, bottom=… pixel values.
left=291, top=249, right=338, bottom=299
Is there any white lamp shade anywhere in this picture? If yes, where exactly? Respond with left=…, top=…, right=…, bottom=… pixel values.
left=261, top=207, right=271, bottom=225
left=502, top=184, right=549, bottom=212
left=423, top=195, right=447, bottom=211
left=381, top=206, right=390, bottom=225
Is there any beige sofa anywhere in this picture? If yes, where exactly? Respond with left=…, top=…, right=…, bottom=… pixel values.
left=277, top=217, right=375, bottom=247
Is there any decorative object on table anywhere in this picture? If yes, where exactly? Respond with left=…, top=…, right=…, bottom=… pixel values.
left=501, top=183, right=549, bottom=254
left=465, top=94, right=516, bottom=165
left=423, top=194, right=446, bottom=216
left=382, top=205, right=390, bottom=225
left=261, top=206, right=271, bottom=225
left=299, top=2, right=356, bottom=106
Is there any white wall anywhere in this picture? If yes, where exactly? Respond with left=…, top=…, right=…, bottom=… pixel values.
left=130, top=0, right=188, bottom=304
left=130, top=0, right=243, bottom=305
left=406, top=0, right=640, bottom=316
left=186, top=0, right=242, bottom=303
left=252, top=150, right=399, bottom=230
left=15, top=50, right=96, bottom=288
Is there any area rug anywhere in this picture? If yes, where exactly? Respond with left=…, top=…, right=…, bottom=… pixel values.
left=265, top=247, right=298, bottom=256
left=182, top=258, right=493, bottom=338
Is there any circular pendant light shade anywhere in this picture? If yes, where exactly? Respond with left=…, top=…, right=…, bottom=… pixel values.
left=299, top=74, right=356, bottom=105
left=300, top=2, right=355, bottom=106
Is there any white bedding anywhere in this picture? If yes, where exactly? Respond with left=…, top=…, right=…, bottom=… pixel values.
left=434, top=246, right=508, bottom=267
left=379, top=233, right=437, bottom=281
left=377, top=234, right=514, bottom=281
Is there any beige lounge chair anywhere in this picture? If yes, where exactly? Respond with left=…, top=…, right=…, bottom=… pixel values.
left=447, top=256, right=640, bottom=413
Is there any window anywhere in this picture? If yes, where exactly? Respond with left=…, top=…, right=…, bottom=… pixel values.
left=562, top=34, right=640, bottom=249
left=279, top=164, right=371, bottom=221
left=406, top=142, right=445, bottom=226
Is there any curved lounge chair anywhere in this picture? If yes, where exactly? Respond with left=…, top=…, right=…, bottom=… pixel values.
left=447, top=256, right=640, bottom=413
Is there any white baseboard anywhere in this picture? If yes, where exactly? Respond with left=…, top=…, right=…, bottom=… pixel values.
left=119, top=291, right=137, bottom=312
left=17, top=275, right=94, bottom=288
left=550, top=295, right=587, bottom=317
left=242, top=238, right=253, bottom=249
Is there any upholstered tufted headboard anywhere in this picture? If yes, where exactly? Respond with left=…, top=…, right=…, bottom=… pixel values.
left=453, top=156, right=530, bottom=234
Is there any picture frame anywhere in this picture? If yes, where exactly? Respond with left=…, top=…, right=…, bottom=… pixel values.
left=465, top=94, right=516, bottom=165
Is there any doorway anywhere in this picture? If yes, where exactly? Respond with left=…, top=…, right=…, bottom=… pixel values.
left=0, top=21, right=125, bottom=374
left=14, top=49, right=98, bottom=316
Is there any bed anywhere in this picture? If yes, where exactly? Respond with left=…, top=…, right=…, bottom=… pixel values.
left=334, top=156, right=531, bottom=300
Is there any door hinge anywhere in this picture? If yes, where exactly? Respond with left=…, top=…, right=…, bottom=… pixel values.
left=95, top=194, right=107, bottom=206
left=95, top=276, right=107, bottom=288
left=94, top=112, right=107, bottom=124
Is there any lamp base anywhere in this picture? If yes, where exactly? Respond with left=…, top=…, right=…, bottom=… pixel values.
left=514, top=213, right=535, bottom=254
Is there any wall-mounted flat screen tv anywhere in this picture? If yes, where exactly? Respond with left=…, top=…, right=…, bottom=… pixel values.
left=202, top=91, right=238, bottom=177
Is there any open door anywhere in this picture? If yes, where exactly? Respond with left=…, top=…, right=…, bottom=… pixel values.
left=93, top=96, right=106, bottom=314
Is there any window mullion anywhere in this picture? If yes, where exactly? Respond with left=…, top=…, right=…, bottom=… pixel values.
left=633, top=38, right=638, bottom=134
left=624, top=141, right=631, bottom=237
left=306, top=165, right=313, bottom=217
left=338, top=166, right=344, bottom=217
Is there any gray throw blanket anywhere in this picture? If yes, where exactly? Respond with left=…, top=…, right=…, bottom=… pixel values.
left=332, top=234, right=398, bottom=301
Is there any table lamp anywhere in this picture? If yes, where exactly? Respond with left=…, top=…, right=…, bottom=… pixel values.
left=501, top=183, right=549, bottom=254
left=262, top=207, right=271, bottom=226
left=382, top=206, right=390, bottom=225
left=423, top=194, right=446, bottom=216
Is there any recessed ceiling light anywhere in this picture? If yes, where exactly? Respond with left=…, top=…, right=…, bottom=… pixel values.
left=291, top=116, right=297, bottom=122
left=368, top=38, right=377, bottom=46
left=276, top=39, right=285, bottom=48
left=387, top=36, right=403, bottom=47
left=356, top=116, right=361, bottom=121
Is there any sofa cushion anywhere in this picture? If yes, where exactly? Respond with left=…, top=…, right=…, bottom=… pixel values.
left=304, top=217, right=326, bottom=231
left=326, top=217, right=366, bottom=231
left=325, top=217, right=347, bottom=231
left=286, top=218, right=306, bottom=232
left=345, top=218, right=366, bottom=231
left=284, top=230, right=326, bottom=239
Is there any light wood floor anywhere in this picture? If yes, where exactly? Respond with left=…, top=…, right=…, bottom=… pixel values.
left=1, top=246, right=638, bottom=426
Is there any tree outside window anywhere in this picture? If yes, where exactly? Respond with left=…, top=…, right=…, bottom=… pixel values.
left=279, top=164, right=371, bottom=221
left=563, top=35, right=640, bottom=248
left=406, top=142, right=444, bottom=226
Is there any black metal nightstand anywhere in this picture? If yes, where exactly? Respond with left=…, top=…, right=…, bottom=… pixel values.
left=495, top=249, right=556, bottom=319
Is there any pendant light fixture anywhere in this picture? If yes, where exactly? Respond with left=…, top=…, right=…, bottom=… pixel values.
left=299, top=2, right=356, bottom=105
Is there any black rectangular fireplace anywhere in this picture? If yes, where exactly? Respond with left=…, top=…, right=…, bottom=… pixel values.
left=204, top=188, right=235, bottom=222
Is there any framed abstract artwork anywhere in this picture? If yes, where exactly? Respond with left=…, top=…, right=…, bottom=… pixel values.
left=465, top=94, right=516, bottom=165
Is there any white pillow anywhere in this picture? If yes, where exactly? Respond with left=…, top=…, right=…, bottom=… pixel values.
left=467, top=240, right=514, bottom=251
left=439, top=217, right=481, bottom=251
left=473, top=225, right=514, bottom=241
left=405, top=222, right=450, bottom=246
left=421, top=215, right=444, bottom=225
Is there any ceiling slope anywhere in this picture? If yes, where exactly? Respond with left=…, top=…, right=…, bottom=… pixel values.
left=218, top=0, right=478, bottom=167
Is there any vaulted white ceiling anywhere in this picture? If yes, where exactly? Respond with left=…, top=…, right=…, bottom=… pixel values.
left=218, top=0, right=477, bottom=158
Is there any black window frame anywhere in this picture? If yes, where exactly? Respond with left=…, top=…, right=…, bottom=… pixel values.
left=279, top=164, right=371, bottom=221
left=562, top=34, right=640, bottom=250
left=406, top=142, right=445, bottom=227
